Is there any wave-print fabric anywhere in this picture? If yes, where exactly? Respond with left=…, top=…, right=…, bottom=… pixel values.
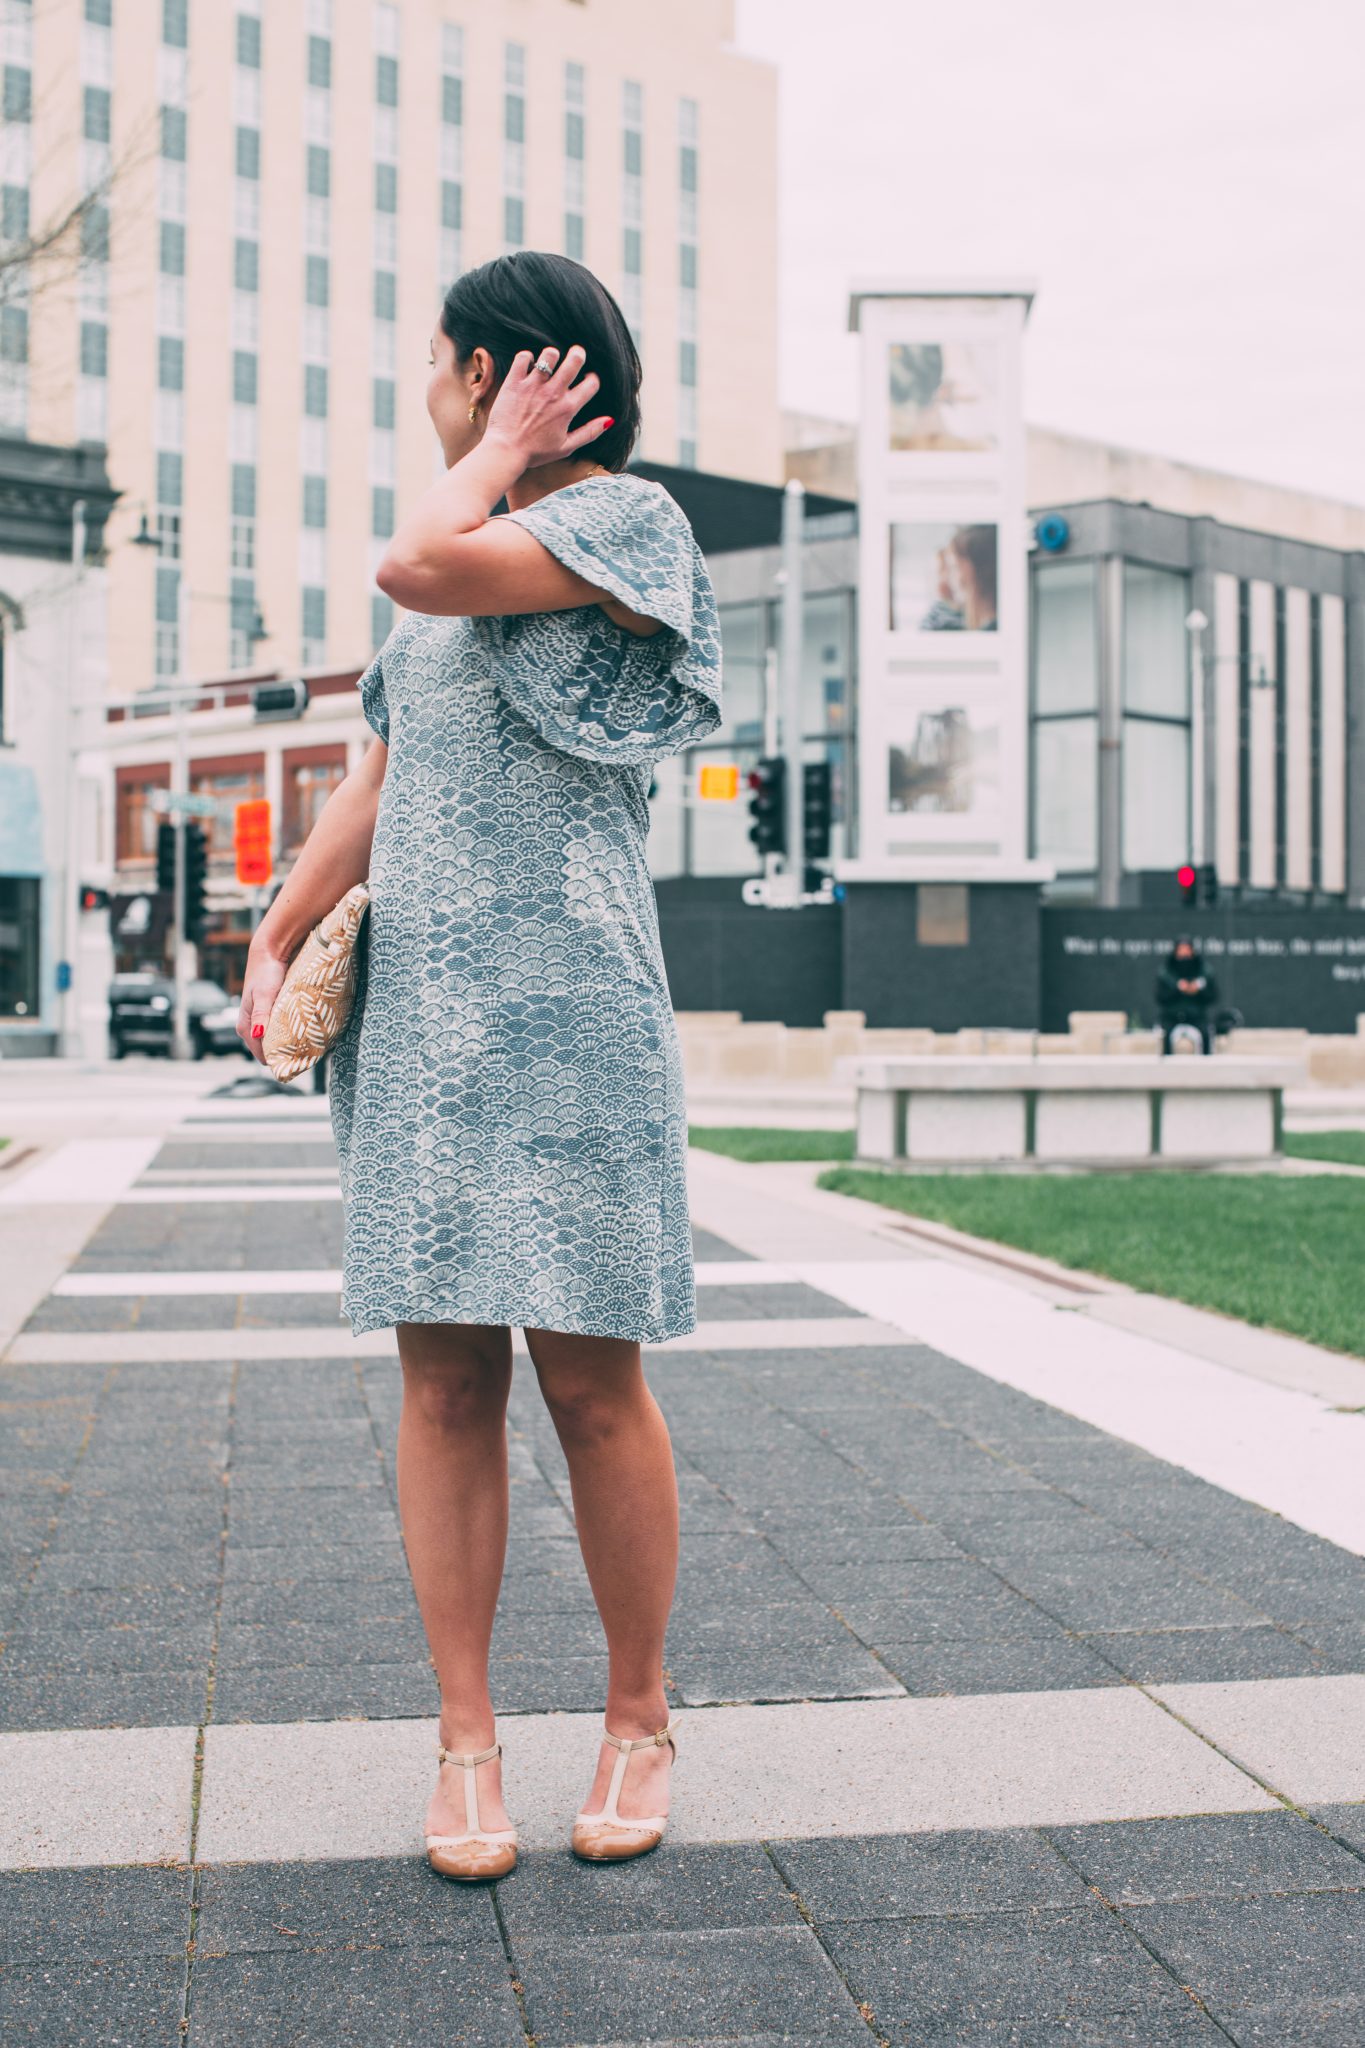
left=328, top=472, right=723, bottom=1342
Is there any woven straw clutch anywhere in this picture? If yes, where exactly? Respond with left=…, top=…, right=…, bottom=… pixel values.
left=261, top=882, right=370, bottom=1082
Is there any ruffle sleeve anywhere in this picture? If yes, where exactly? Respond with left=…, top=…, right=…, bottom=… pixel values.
left=473, top=476, right=723, bottom=766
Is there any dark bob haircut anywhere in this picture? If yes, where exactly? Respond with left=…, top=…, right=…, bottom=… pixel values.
left=439, top=251, right=642, bottom=474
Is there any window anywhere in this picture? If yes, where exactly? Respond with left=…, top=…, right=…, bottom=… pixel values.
left=156, top=509, right=181, bottom=559
left=442, top=74, right=462, bottom=124
left=79, top=320, right=107, bottom=377
left=623, top=228, right=641, bottom=274
left=679, top=340, right=696, bottom=387
left=302, top=474, right=326, bottom=527
left=190, top=766, right=265, bottom=855
left=86, top=0, right=114, bottom=24
left=1121, top=561, right=1191, bottom=871
left=301, top=586, right=326, bottom=654
left=233, top=238, right=258, bottom=291
left=1033, top=718, right=1098, bottom=873
left=303, top=363, right=327, bottom=416
left=162, top=0, right=189, bottom=50
left=1123, top=562, right=1189, bottom=718
left=440, top=181, right=460, bottom=230
left=283, top=754, right=345, bottom=849
left=307, top=35, right=331, bottom=88
left=305, top=253, right=329, bottom=305
left=83, top=86, right=112, bottom=143
left=565, top=213, right=583, bottom=261
left=371, top=590, right=394, bottom=649
left=157, top=449, right=183, bottom=504
left=230, top=461, right=254, bottom=517
left=503, top=196, right=523, bottom=246
left=235, top=127, right=260, bottom=179
left=372, top=378, right=395, bottom=429
left=371, top=484, right=393, bottom=537
left=81, top=205, right=110, bottom=263
left=372, top=270, right=396, bottom=320
left=306, top=145, right=330, bottom=199
left=679, top=144, right=697, bottom=193
left=375, top=53, right=398, bottom=106
left=157, top=335, right=184, bottom=390
left=160, top=105, right=187, bottom=160
left=116, top=776, right=169, bottom=864
left=231, top=350, right=257, bottom=404
left=1033, top=561, right=1096, bottom=713
left=2, top=186, right=28, bottom=243
left=159, top=220, right=186, bottom=275
left=0, top=305, right=26, bottom=365
left=624, top=129, right=642, bottom=177
left=3, top=69, right=32, bottom=125
left=236, top=14, right=261, bottom=67
left=680, top=244, right=697, bottom=290
left=565, top=110, right=584, bottom=159
left=230, top=517, right=253, bottom=570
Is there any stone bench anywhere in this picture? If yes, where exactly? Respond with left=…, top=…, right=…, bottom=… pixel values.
left=847, top=1056, right=1307, bottom=1168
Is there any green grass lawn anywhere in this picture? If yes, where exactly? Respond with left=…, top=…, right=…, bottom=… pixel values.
left=1283, top=1130, right=1365, bottom=1168
left=686, top=1125, right=1365, bottom=1355
left=688, top=1126, right=856, bottom=1163
left=817, top=1165, right=1365, bottom=1358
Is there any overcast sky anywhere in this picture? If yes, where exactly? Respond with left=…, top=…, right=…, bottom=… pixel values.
left=732, top=0, right=1365, bottom=504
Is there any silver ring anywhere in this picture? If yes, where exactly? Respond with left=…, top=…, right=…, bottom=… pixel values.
left=534, top=355, right=555, bottom=375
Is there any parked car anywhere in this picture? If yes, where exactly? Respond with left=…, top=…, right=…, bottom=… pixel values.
left=108, top=974, right=247, bottom=1060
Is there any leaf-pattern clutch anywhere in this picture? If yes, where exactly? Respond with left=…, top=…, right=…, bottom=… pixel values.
left=261, top=882, right=370, bottom=1082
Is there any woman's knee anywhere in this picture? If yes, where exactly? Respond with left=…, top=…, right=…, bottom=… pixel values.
left=399, top=1327, right=511, bottom=1433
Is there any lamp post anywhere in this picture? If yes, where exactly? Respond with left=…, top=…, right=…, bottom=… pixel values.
left=128, top=513, right=270, bottom=1058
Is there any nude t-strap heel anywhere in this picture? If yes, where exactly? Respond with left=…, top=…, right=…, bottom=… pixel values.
left=570, top=1716, right=680, bottom=1862
left=426, top=1738, right=518, bottom=1881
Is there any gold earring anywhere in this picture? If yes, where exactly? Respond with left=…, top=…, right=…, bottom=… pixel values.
left=468, top=402, right=480, bottom=424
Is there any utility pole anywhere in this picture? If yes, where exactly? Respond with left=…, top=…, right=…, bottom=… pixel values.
left=170, top=575, right=193, bottom=1061
left=773, top=476, right=805, bottom=906
left=58, top=499, right=88, bottom=1057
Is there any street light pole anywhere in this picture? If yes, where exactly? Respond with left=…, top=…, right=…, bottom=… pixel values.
left=58, top=499, right=88, bottom=1058
left=170, top=573, right=193, bottom=1061
left=773, top=477, right=805, bottom=905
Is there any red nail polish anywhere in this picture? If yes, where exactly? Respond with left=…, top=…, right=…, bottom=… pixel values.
left=252, top=1025, right=264, bottom=1039
left=603, top=417, right=614, bottom=427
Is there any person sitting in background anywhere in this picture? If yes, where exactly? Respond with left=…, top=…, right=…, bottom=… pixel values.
left=1156, top=935, right=1218, bottom=1053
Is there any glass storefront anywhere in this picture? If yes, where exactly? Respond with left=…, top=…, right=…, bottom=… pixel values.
left=0, top=875, right=39, bottom=1018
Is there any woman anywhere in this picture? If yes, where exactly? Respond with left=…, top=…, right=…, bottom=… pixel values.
left=236, top=252, right=723, bottom=1881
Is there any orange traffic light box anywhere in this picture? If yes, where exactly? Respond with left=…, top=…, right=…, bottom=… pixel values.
left=234, top=799, right=272, bottom=886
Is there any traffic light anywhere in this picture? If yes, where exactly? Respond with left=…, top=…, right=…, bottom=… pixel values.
left=803, top=761, right=832, bottom=862
left=1196, top=861, right=1219, bottom=908
left=156, top=820, right=176, bottom=894
left=746, top=756, right=786, bottom=858
left=78, top=884, right=109, bottom=913
left=1177, top=863, right=1197, bottom=908
left=183, top=822, right=209, bottom=945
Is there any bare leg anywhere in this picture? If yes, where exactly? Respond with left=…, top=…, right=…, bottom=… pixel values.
left=395, top=1321, right=515, bottom=1838
left=525, top=1328, right=679, bottom=1822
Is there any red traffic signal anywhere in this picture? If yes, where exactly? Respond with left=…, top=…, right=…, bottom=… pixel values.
left=1176, top=865, right=1196, bottom=891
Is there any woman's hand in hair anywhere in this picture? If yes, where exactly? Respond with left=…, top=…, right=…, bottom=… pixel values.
left=482, top=346, right=614, bottom=469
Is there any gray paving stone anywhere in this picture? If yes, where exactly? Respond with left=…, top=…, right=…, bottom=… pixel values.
left=0, top=1865, right=192, bottom=1963
left=217, top=1617, right=430, bottom=1669
left=0, top=1666, right=209, bottom=1732
left=218, top=1578, right=420, bottom=1628
left=669, top=1640, right=903, bottom=1706
left=3, top=1619, right=215, bottom=1674
left=512, top=1925, right=871, bottom=2048
left=821, top=1903, right=1202, bottom=2042
left=1129, top=1892, right=1365, bottom=2013
left=1085, top=1626, right=1327, bottom=1685
left=878, top=1635, right=1122, bottom=1697
left=1297, top=1621, right=1365, bottom=1674
left=221, top=1540, right=408, bottom=1585
left=991, top=1554, right=1257, bottom=1633
left=210, top=1661, right=437, bottom=1724
left=1199, top=2003, right=1365, bottom=2047
left=0, top=1956, right=187, bottom=2044
left=1048, top=1811, right=1365, bottom=1905
left=194, top=1855, right=496, bottom=1952
left=225, top=1496, right=399, bottom=1548
left=496, top=1842, right=801, bottom=1937
left=1314, top=1803, right=1365, bottom=1860
left=486, top=1652, right=614, bottom=1714
left=772, top=1524, right=967, bottom=1568
left=771, top=1826, right=1089, bottom=1920
left=690, top=1227, right=754, bottom=1262
left=50, top=1496, right=224, bottom=1553
left=692, top=1282, right=854, bottom=1322
left=833, top=1590, right=1063, bottom=1644
left=187, top=1942, right=523, bottom=2047
left=665, top=1602, right=856, bottom=1654
left=26, top=1546, right=222, bottom=1595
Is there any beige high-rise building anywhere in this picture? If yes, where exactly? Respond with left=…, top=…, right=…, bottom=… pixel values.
left=5, top=0, right=778, bottom=696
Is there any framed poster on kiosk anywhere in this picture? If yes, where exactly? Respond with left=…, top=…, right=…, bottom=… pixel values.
left=837, top=280, right=1052, bottom=886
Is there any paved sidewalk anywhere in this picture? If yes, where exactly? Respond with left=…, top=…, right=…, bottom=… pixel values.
left=1, top=1081, right=1363, bottom=2044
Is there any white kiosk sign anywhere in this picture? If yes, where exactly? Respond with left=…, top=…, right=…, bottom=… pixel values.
left=836, top=279, right=1051, bottom=888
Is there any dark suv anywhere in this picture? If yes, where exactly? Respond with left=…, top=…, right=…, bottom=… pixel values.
left=108, top=975, right=247, bottom=1060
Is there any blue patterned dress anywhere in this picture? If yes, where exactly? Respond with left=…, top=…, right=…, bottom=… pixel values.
left=328, top=472, right=723, bottom=1342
